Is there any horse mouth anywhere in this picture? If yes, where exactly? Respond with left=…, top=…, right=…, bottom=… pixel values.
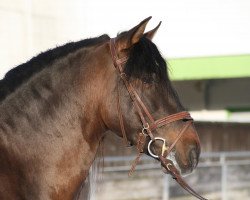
left=161, top=151, right=182, bottom=174
left=146, top=139, right=196, bottom=176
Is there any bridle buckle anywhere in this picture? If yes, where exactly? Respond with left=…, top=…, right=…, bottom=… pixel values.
left=142, top=123, right=150, bottom=135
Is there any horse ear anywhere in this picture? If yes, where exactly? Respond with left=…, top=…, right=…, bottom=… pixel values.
left=144, top=21, right=162, bottom=40
left=116, top=16, right=152, bottom=52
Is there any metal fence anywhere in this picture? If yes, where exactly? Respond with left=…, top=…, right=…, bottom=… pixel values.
left=94, top=151, right=250, bottom=200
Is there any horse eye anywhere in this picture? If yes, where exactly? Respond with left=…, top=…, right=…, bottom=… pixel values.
left=182, top=118, right=190, bottom=122
left=142, top=77, right=153, bottom=84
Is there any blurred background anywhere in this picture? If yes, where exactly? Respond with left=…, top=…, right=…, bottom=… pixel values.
left=0, top=0, right=250, bottom=199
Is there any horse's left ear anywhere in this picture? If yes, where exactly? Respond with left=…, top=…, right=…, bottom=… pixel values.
left=115, top=16, right=152, bottom=52
left=144, top=21, right=162, bottom=40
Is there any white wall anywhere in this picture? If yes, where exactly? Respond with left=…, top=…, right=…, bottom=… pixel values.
left=1, top=0, right=250, bottom=78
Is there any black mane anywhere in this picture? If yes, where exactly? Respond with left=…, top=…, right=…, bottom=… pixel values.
left=124, top=36, right=169, bottom=84
left=0, top=34, right=110, bottom=102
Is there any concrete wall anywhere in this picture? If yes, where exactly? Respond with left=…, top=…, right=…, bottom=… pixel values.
left=1, top=0, right=250, bottom=79
left=0, top=0, right=87, bottom=78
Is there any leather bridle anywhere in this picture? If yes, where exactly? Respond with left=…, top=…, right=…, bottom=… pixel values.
left=109, top=38, right=208, bottom=200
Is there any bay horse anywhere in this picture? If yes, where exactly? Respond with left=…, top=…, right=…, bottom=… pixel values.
left=0, top=17, right=204, bottom=200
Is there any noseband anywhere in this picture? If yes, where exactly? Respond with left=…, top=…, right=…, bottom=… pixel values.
left=109, top=38, right=207, bottom=200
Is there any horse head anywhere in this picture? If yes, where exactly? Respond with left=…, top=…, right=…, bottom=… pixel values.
left=102, top=17, right=201, bottom=176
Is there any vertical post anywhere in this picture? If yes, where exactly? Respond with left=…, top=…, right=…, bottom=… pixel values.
left=221, top=154, right=227, bottom=200
left=162, top=175, right=170, bottom=200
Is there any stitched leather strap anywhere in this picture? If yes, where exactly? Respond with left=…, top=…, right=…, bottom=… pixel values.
left=162, top=120, right=193, bottom=157
left=110, top=38, right=154, bottom=139
left=152, top=111, right=192, bottom=130
left=159, top=156, right=208, bottom=200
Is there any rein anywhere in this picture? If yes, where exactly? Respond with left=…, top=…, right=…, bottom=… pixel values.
left=109, top=38, right=207, bottom=200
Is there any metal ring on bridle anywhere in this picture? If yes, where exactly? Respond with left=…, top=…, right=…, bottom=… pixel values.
left=147, top=137, right=166, bottom=158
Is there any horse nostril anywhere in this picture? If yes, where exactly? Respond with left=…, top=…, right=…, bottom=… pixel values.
left=189, top=148, right=199, bottom=169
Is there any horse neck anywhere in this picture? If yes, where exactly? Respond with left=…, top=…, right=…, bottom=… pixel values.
left=0, top=45, right=108, bottom=192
